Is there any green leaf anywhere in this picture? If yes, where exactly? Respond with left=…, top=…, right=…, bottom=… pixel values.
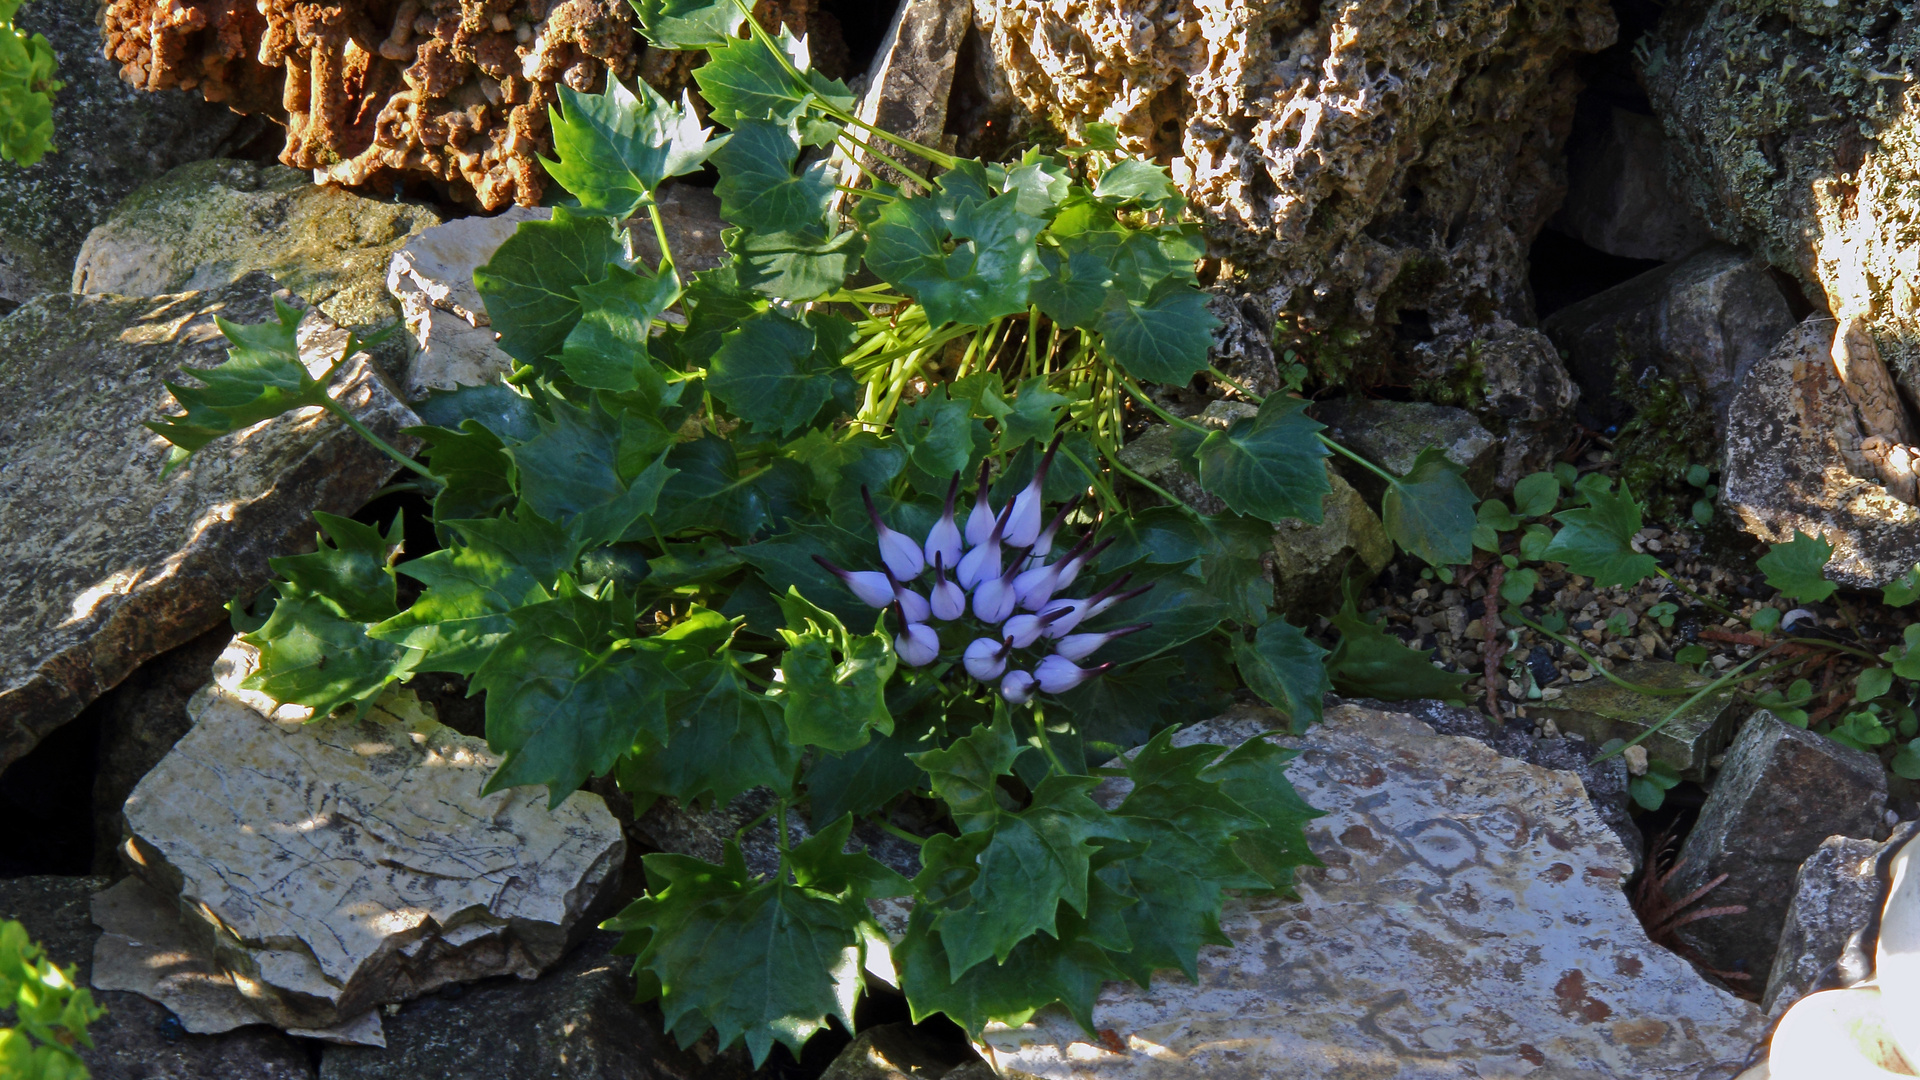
left=1200, top=737, right=1321, bottom=892
left=240, top=514, right=420, bottom=716
left=473, top=586, right=683, bottom=805
left=545, top=79, right=722, bottom=218
left=558, top=263, right=682, bottom=394
left=911, top=710, right=1020, bottom=833
left=1001, top=151, right=1072, bottom=216
left=1074, top=563, right=1231, bottom=665
left=1885, top=565, right=1920, bottom=608
left=869, top=192, right=1048, bottom=327
left=1518, top=523, right=1554, bottom=562
left=1476, top=498, right=1519, bottom=532
left=895, top=387, right=983, bottom=494
left=1857, top=666, right=1895, bottom=703
left=1757, top=530, right=1838, bottom=603
left=999, top=376, right=1071, bottom=450
left=707, top=309, right=846, bottom=437
left=730, top=225, right=865, bottom=301
left=1326, top=595, right=1468, bottom=702
left=695, top=28, right=853, bottom=126
left=1888, top=626, right=1920, bottom=680
left=370, top=510, right=573, bottom=674
left=1231, top=619, right=1329, bottom=731
left=1500, top=567, right=1540, bottom=608
left=774, top=590, right=896, bottom=751
left=1191, top=395, right=1331, bottom=523
left=620, top=656, right=802, bottom=811
left=803, top=710, right=936, bottom=827
left=712, top=119, right=833, bottom=234
left=475, top=206, right=631, bottom=364
left=618, top=844, right=867, bottom=1065
left=1894, top=739, right=1920, bottom=781
left=1030, top=247, right=1114, bottom=330
left=146, top=296, right=332, bottom=471
left=416, top=422, right=515, bottom=522
left=0, top=2, right=59, bottom=169
left=787, top=814, right=913, bottom=903
left=1383, top=448, right=1476, bottom=567
left=1095, top=278, right=1217, bottom=385
left=933, top=774, right=1110, bottom=978
left=508, top=396, right=677, bottom=547
left=628, top=0, right=745, bottom=46
left=1541, top=479, right=1658, bottom=588
left=1093, top=159, right=1179, bottom=206
left=1513, top=471, right=1560, bottom=518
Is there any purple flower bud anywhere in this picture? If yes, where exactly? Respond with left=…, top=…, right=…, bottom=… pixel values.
left=896, top=622, right=940, bottom=667
left=1054, top=623, right=1150, bottom=661
left=963, top=460, right=997, bottom=549
left=891, top=574, right=931, bottom=624
left=1003, top=436, right=1061, bottom=548
left=1022, top=495, right=1082, bottom=571
left=924, top=472, right=964, bottom=569
left=814, top=555, right=893, bottom=609
left=1003, top=605, right=1071, bottom=649
left=1040, top=575, right=1151, bottom=639
left=1000, top=668, right=1037, bottom=705
left=964, top=637, right=1012, bottom=681
left=1087, top=580, right=1153, bottom=620
left=972, top=551, right=1027, bottom=625
left=865, top=487, right=925, bottom=581
left=1013, top=535, right=1107, bottom=612
left=1053, top=536, right=1112, bottom=593
left=1034, top=654, right=1110, bottom=694
left=928, top=554, right=966, bottom=622
left=955, top=502, right=1012, bottom=590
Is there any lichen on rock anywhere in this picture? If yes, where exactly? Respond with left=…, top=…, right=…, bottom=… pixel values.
left=972, top=0, right=1613, bottom=436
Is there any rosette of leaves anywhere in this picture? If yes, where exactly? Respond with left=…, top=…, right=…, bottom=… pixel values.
left=1, top=921, right=102, bottom=1080
left=0, top=0, right=57, bottom=167
left=142, top=0, right=1495, bottom=1058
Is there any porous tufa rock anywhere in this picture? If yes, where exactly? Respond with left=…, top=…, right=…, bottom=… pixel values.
left=117, top=638, right=626, bottom=1031
left=971, top=0, right=1609, bottom=420
left=100, top=0, right=842, bottom=210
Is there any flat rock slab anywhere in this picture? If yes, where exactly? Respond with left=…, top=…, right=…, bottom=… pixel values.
left=0, top=277, right=415, bottom=772
left=0, top=875, right=316, bottom=1080
left=1537, top=659, right=1740, bottom=777
left=983, top=703, right=1766, bottom=1079
left=119, top=639, right=625, bottom=1031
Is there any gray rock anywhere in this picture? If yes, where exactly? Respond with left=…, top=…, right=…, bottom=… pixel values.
left=119, top=640, right=626, bottom=1031
left=317, top=933, right=742, bottom=1080
left=1542, top=244, right=1796, bottom=436
left=1205, top=292, right=1281, bottom=400
left=0, top=0, right=258, bottom=305
left=1669, top=710, right=1889, bottom=989
left=817, top=1022, right=979, bottom=1080
left=1313, top=397, right=1498, bottom=499
left=624, top=184, right=730, bottom=280
left=86, top=625, right=232, bottom=875
left=0, top=874, right=315, bottom=1080
left=1764, top=835, right=1885, bottom=1020
left=1536, top=659, right=1741, bottom=777
left=72, top=158, right=445, bottom=376
left=984, top=702, right=1766, bottom=1078
left=839, top=0, right=970, bottom=185
left=1370, top=696, right=1642, bottom=874
left=0, top=276, right=415, bottom=773
left=1552, top=106, right=1714, bottom=262
left=1722, top=316, right=1920, bottom=588
left=1474, top=323, right=1583, bottom=489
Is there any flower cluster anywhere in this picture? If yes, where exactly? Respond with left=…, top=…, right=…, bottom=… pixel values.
left=817, top=444, right=1150, bottom=704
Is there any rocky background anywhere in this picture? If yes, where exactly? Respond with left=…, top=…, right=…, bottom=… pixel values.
left=4, top=0, right=1920, bottom=1073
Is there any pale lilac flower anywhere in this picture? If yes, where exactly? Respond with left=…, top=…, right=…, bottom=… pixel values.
left=891, top=574, right=931, bottom=624
left=1003, top=437, right=1061, bottom=548
left=964, top=637, right=1012, bottom=681
left=955, top=503, right=1011, bottom=590
left=971, top=552, right=1027, bottom=625
left=924, top=473, right=964, bottom=569
left=1053, top=623, right=1150, bottom=662
left=814, top=556, right=893, bottom=609
left=928, top=554, right=966, bottom=622
left=896, top=621, right=940, bottom=667
left=963, top=460, right=997, bottom=548
left=1034, top=655, right=1110, bottom=694
left=1003, top=606, right=1070, bottom=649
left=865, top=487, right=925, bottom=581
left=999, top=668, right=1037, bottom=704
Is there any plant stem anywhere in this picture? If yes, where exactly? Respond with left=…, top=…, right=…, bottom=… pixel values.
left=1207, top=366, right=1266, bottom=404
left=775, top=798, right=791, bottom=853
left=868, top=815, right=926, bottom=847
left=1590, top=643, right=1785, bottom=764
left=1104, top=449, right=1186, bottom=515
left=1512, top=613, right=1701, bottom=697
left=1026, top=304, right=1041, bottom=377
left=646, top=202, right=675, bottom=275
left=1318, top=435, right=1400, bottom=486
left=322, top=399, right=438, bottom=481
left=1117, top=375, right=1209, bottom=434
left=1653, top=566, right=1735, bottom=619
left=732, top=804, right=776, bottom=845
left=1029, top=703, right=1070, bottom=775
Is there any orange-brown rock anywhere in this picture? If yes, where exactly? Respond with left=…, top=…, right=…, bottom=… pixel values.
left=101, top=0, right=844, bottom=210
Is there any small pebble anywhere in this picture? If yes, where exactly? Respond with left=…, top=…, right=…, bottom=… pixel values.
left=1541, top=718, right=1561, bottom=737
left=1568, top=668, right=1594, bottom=682
left=1622, top=745, right=1649, bottom=775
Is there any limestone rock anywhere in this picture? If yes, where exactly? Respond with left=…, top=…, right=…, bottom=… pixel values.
left=72, top=159, right=444, bottom=364
left=119, top=639, right=625, bottom=1031
left=1269, top=470, right=1392, bottom=621
left=88, top=626, right=234, bottom=875
left=0, top=276, right=415, bottom=773
left=0, top=0, right=258, bottom=304
left=1543, top=244, right=1797, bottom=435
left=836, top=0, right=970, bottom=186
left=389, top=192, right=725, bottom=397
left=1764, top=835, right=1885, bottom=1019
left=0, top=875, right=316, bottom=1080
left=972, top=0, right=1612, bottom=419
left=1552, top=105, right=1713, bottom=262
left=983, top=702, right=1766, bottom=1078
left=316, top=933, right=740, bottom=1080
left=1313, top=397, right=1497, bottom=500
left=1669, top=710, right=1888, bottom=989
left=1537, top=659, right=1741, bottom=777
left=1722, top=317, right=1920, bottom=587
left=1642, top=0, right=1920, bottom=414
